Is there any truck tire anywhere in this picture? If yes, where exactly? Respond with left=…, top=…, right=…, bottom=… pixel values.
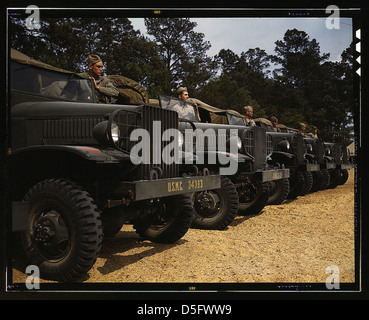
left=328, top=168, right=341, bottom=189
left=191, top=177, right=239, bottom=230
left=311, top=170, right=323, bottom=192
left=20, top=179, right=103, bottom=282
left=237, top=181, right=270, bottom=216
left=300, top=171, right=313, bottom=195
left=319, top=169, right=331, bottom=190
left=338, top=169, right=349, bottom=185
left=133, top=194, right=194, bottom=244
left=267, top=178, right=290, bottom=205
left=287, top=171, right=305, bottom=199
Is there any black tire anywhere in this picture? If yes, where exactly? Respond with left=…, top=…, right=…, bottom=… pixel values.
left=287, top=171, right=305, bottom=199
left=328, top=168, right=341, bottom=189
left=300, top=171, right=313, bottom=196
left=267, top=178, right=290, bottom=205
left=338, top=169, right=349, bottom=185
left=100, top=206, right=126, bottom=237
left=133, top=194, right=193, bottom=244
left=191, top=177, right=239, bottom=230
left=319, top=169, right=331, bottom=190
left=20, top=179, right=103, bottom=282
left=311, top=170, right=323, bottom=192
left=238, top=181, right=270, bottom=216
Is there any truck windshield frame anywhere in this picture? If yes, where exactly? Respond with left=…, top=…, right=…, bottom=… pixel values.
left=10, top=61, right=96, bottom=103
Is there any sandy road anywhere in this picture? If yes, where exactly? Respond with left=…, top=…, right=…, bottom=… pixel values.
left=12, top=168, right=357, bottom=286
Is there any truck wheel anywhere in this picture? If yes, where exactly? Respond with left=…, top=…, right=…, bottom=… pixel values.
left=338, top=169, right=349, bottom=185
left=133, top=194, right=194, bottom=244
left=328, top=168, right=341, bottom=189
left=287, top=171, right=305, bottom=199
left=20, top=179, right=103, bottom=282
left=191, top=177, right=239, bottom=230
left=267, top=178, right=290, bottom=205
left=237, top=181, right=269, bottom=216
left=300, top=171, right=313, bottom=195
left=319, top=169, right=331, bottom=190
left=311, top=171, right=323, bottom=192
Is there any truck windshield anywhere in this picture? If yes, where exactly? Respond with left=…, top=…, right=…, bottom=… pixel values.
left=227, top=114, right=246, bottom=126
left=11, top=61, right=94, bottom=103
left=159, top=95, right=198, bottom=121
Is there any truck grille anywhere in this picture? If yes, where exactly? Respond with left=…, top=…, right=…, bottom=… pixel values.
left=332, top=143, right=342, bottom=164
left=314, top=139, right=324, bottom=164
left=140, top=105, right=179, bottom=180
left=291, top=134, right=304, bottom=165
left=112, top=109, right=140, bottom=151
left=242, top=126, right=267, bottom=170
left=266, top=133, right=273, bottom=157
left=242, top=128, right=254, bottom=156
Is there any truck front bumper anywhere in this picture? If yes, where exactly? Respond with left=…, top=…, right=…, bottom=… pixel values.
left=339, top=163, right=354, bottom=170
left=111, top=175, right=222, bottom=201
left=254, top=168, right=290, bottom=182
left=301, top=163, right=320, bottom=172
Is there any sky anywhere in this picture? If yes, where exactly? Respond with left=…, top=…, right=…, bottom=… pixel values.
left=129, top=17, right=353, bottom=63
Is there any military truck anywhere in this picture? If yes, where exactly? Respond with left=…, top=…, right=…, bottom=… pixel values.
left=150, top=96, right=289, bottom=230
left=322, top=141, right=352, bottom=188
left=275, top=122, right=354, bottom=191
left=254, top=118, right=320, bottom=201
left=302, top=136, right=331, bottom=191
left=337, top=143, right=354, bottom=185
left=9, top=49, right=221, bottom=282
left=304, top=137, right=353, bottom=189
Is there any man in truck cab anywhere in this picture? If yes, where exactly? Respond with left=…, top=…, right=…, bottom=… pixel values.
left=77, top=53, right=119, bottom=103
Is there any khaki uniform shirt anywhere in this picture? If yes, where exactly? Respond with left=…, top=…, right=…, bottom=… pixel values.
left=245, top=118, right=256, bottom=126
left=78, top=72, right=119, bottom=103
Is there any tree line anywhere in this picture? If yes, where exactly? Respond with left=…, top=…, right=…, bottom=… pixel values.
left=9, top=17, right=354, bottom=144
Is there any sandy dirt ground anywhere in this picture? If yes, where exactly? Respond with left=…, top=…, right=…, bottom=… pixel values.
left=11, top=168, right=357, bottom=286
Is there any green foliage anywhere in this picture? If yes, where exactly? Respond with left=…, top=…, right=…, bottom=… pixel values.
left=9, top=17, right=353, bottom=144
left=144, top=18, right=218, bottom=94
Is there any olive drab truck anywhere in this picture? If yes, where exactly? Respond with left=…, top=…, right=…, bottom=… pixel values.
left=9, top=49, right=221, bottom=282
left=150, top=96, right=289, bottom=230
left=254, top=118, right=320, bottom=201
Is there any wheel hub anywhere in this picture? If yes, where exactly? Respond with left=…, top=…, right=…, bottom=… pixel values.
left=32, top=210, right=70, bottom=259
left=34, top=216, right=56, bottom=243
left=195, top=192, right=220, bottom=216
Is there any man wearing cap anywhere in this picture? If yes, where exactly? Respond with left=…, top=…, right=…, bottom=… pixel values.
left=310, top=126, right=318, bottom=138
left=171, top=87, right=200, bottom=121
left=270, top=116, right=281, bottom=132
left=78, top=54, right=119, bottom=104
left=244, top=106, right=256, bottom=126
left=298, top=122, right=307, bottom=137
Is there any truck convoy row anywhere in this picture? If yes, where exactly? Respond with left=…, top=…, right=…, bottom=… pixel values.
left=8, top=49, right=353, bottom=282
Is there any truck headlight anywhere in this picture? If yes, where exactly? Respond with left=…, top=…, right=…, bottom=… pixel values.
left=178, top=131, right=184, bottom=149
left=237, top=136, right=242, bottom=150
left=306, top=143, right=313, bottom=154
left=227, top=135, right=242, bottom=151
left=93, top=120, right=120, bottom=147
left=278, top=139, right=290, bottom=152
left=111, top=123, right=120, bottom=143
